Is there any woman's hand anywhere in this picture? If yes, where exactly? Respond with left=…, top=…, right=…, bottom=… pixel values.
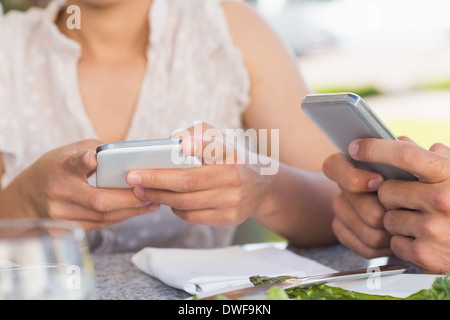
left=7, top=140, right=159, bottom=229
left=125, top=125, right=273, bottom=226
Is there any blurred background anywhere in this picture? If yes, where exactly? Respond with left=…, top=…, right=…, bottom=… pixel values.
left=2, top=0, right=449, bottom=148
left=2, top=0, right=450, bottom=243
left=251, top=0, right=450, bottom=150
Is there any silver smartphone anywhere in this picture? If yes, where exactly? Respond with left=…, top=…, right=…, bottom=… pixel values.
left=96, top=138, right=201, bottom=189
left=301, top=92, right=417, bottom=181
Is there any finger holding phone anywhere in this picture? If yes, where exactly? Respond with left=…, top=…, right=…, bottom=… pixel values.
left=0, top=140, right=159, bottom=230
left=125, top=129, right=274, bottom=227
left=322, top=152, right=393, bottom=259
left=303, top=93, right=414, bottom=260
left=348, top=138, right=450, bottom=274
left=304, top=93, right=450, bottom=273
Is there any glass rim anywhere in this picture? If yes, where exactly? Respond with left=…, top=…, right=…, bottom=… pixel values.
left=0, top=218, right=86, bottom=241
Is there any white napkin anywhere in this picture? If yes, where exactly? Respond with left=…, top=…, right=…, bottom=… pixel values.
left=131, top=244, right=335, bottom=295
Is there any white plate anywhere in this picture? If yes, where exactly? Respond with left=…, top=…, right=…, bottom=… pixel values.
left=329, top=273, right=441, bottom=298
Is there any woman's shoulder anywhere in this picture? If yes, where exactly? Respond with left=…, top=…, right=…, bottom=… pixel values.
left=0, top=5, right=54, bottom=62
left=0, top=5, right=48, bottom=34
left=0, top=2, right=71, bottom=65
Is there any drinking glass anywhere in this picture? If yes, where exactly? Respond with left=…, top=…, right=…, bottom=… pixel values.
left=0, top=218, right=96, bottom=299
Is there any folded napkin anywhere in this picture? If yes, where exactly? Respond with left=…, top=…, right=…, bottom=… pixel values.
left=131, top=245, right=335, bottom=295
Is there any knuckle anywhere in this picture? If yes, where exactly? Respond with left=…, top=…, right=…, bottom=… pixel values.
left=427, top=189, right=450, bottom=213
left=346, top=176, right=364, bottom=192
left=47, top=178, right=63, bottom=199
left=144, top=174, right=158, bottom=187
left=331, top=218, right=348, bottom=243
left=397, top=146, right=416, bottom=167
left=331, top=218, right=341, bottom=237
left=46, top=202, right=62, bottom=220
left=228, top=191, right=242, bottom=208
left=377, top=182, right=395, bottom=209
left=227, top=210, right=242, bottom=225
left=430, top=142, right=446, bottom=154
left=408, top=241, right=429, bottom=267
left=178, top=194, right=196, bottom=209
left=321, top=156, right=334, bottom=177
left=418, top=216, right=439, bottom=238
left=363, top=214, right=379, bottom=229
left=226, top=165, right=243, bottom=187
left=322, top=153, right=344, bottom=180
left=95, top=213, right=107, bottom=225
left=377, top=182, right=388, bottom=198
left=362, top=205, right=385, bottom=229
left=67, top=153, right=78, bottom=170
left=383, top=210, right=395, bottom=230
left=88, top=194, right=108, bottom=212
left=363, top=229, right=387, bottom=249
left=331, top=195, right=345, bottom=217
left=181, top=174, right=196, bottom=192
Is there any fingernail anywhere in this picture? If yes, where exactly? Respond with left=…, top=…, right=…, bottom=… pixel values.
left=127, top=172, right=141, bottom=185
left=368, top=176, right=384, bottom=191
left=348, top=141, right=360, bottom=159
left=83, top=150, right=95, bottom=165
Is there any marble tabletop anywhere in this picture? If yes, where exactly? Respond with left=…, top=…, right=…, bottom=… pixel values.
left=92, top=243, right=390, bottom=300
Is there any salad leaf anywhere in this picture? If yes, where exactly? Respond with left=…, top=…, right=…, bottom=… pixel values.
left=250, top=274, right=450, bottom=300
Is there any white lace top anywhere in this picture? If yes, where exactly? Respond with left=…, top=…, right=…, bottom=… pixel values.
left=0, top=0, right=250, bottom=252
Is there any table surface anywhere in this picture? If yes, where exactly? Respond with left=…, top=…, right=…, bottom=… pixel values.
left=92, top=243, right=404, bottom=300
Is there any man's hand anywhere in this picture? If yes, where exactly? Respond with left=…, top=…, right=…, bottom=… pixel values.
left=323, top=151, right=392, bottom=259
left=348, top=139, right=450, bottom=274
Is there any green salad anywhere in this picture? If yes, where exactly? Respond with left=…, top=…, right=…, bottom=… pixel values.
left=250, top=275, right=450, bottom=300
